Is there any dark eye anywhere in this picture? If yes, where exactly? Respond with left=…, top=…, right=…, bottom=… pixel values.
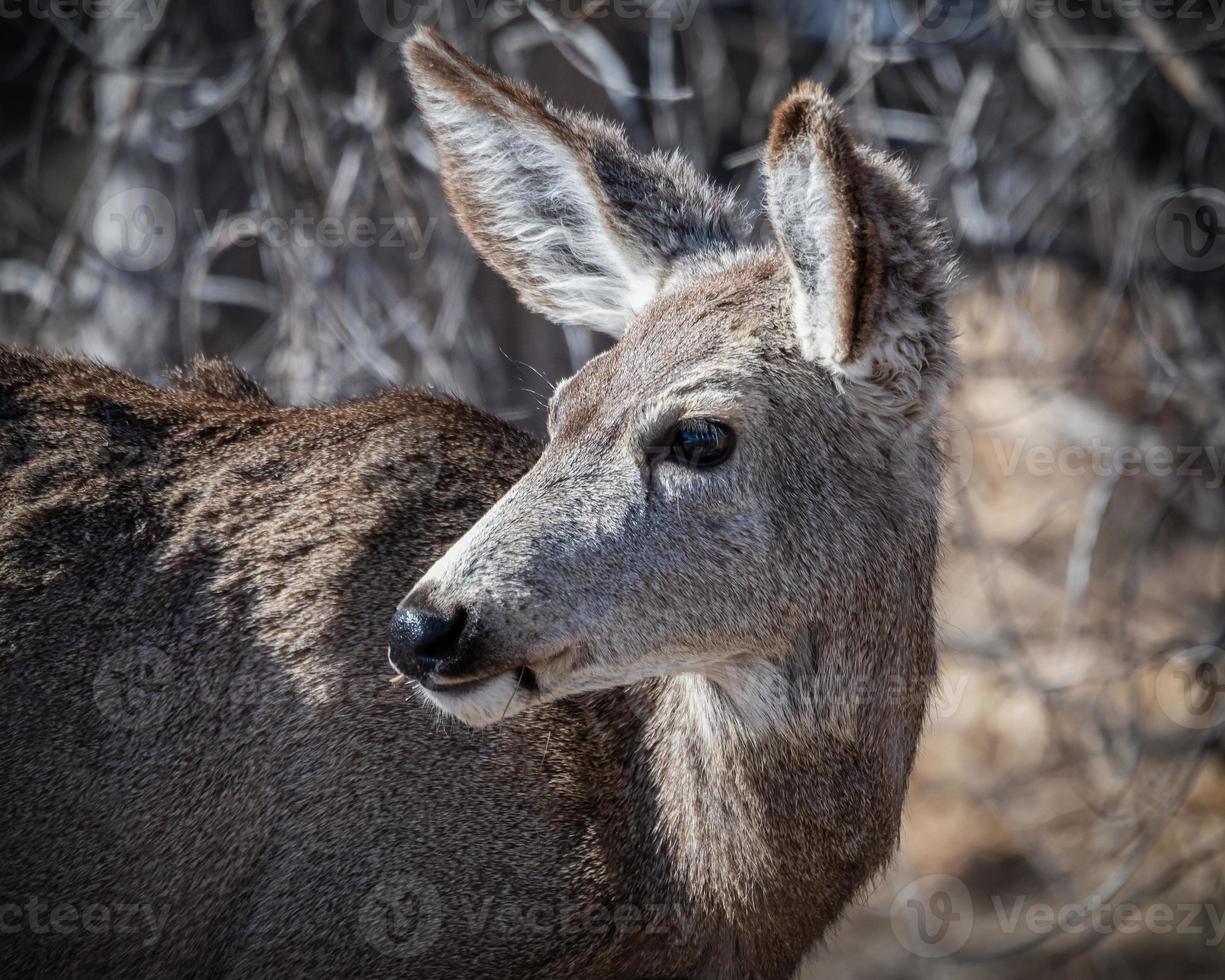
left=665, top=419, right=735, bottom=470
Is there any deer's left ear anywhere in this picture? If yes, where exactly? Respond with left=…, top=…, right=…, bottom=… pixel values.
left=404, top=29, right=747, bottom=337
left=764, top=81, right=885, bottom=369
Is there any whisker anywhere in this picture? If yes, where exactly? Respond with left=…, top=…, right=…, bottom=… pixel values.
left=501, top=668, right=525, bottom=721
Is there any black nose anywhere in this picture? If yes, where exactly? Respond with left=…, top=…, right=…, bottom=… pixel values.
left=388, top=606, right=466, bottom=677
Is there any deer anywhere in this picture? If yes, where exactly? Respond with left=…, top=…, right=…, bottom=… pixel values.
left=0, top=28, right=956, bottom=980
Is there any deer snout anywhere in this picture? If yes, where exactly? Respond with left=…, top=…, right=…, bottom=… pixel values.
left=388, top=605, right=468, bottom=680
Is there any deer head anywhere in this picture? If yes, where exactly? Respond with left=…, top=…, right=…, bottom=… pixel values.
left=391, top=29, right=957, bottom=728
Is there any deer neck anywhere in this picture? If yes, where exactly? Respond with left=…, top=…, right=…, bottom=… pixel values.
left=632, top=657, right=910, bottom=950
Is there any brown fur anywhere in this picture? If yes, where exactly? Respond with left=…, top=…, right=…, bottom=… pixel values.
left=0, top=347, right=925, bottom=977
left=0, top=30, right=956, bottom=980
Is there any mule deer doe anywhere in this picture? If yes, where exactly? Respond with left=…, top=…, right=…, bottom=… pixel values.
left=0, top=29, right=956, bottom=979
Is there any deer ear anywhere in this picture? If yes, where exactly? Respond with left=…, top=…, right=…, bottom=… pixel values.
left=404, top=29, right=745, bottom=336
left=764, top=82, right=886, bottom=369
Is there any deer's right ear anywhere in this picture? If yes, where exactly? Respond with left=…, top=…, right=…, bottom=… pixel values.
left=404, top=29, right=745, bottom=336
left=763, top=81, right=885, bottom=370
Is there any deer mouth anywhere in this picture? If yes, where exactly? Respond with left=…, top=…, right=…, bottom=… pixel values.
left=416, top=646, right=573, bottom=699
left=420, top=664, right=538, bottom=696
left=408, top=646, right=576, bottom=727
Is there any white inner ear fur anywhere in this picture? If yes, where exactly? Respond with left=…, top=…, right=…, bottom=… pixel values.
left=766, top=135, right=959, bottom=428
left=428, top=97, right=662, bottom=335
left=767, top=147, right=849, bottom=370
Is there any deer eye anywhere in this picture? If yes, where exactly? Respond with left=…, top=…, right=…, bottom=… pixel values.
left=665, top=419, right=735, bottom=470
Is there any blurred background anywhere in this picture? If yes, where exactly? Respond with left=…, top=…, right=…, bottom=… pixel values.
left=2, top=0, right=1224, bottom=976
